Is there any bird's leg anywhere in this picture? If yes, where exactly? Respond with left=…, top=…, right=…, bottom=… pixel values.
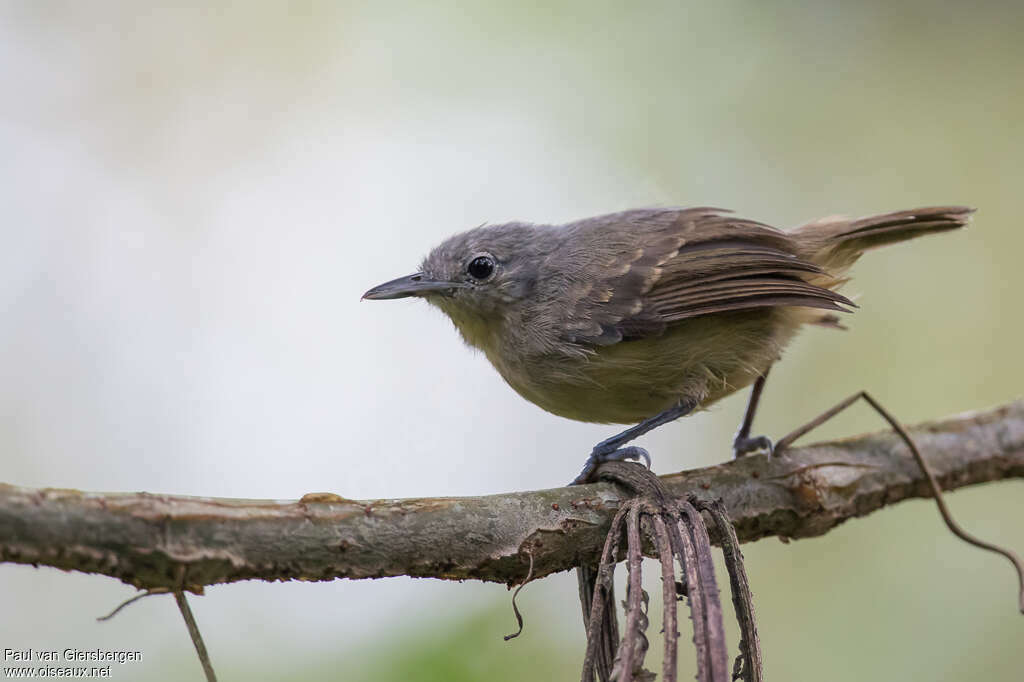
left=733, top=369, right=773, bottom=457
left=571, top=397, right=699, bottom=485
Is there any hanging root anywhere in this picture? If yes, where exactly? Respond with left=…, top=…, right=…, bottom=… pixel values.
left=580, top=503, right=631, bottom=682
left=697, top=498, right=763, bottom=682
left=577, top=462, right=761, bottom=682
left=576, top=389, right=1023, bottom=681
left=616, top=502, right=652, bottom=681
left=504, top=548, right=536, bottom=641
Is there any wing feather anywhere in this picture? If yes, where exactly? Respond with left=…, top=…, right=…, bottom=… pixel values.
left=553, top=208, right=851, bottom=346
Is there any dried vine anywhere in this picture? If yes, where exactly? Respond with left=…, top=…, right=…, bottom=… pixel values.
left=579, top=463, right=758, bottom=682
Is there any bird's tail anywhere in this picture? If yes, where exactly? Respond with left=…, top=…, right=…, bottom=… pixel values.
left=794, top=205, right=974, bottom=274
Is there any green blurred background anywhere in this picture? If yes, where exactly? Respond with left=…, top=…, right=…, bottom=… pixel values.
left=1, top=1, right=1021, bottom=680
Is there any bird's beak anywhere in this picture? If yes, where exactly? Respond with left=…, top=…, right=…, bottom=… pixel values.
left=361, top=273, right=465, bottom=300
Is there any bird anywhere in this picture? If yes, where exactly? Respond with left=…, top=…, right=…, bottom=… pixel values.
left=362, top=205, right=972, bottom=483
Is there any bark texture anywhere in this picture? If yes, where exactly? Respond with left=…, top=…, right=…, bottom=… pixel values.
left=0, top=401, right=1021, bottom=591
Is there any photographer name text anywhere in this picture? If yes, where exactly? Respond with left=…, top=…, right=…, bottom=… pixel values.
left=3, top=650, right=141, bottom=665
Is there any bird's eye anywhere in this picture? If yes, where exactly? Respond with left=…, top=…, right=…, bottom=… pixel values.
left=467, top=255, right=495, bottom=280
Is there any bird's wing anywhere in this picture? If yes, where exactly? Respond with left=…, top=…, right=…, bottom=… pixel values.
left=558, top=208, right=854, bottom=346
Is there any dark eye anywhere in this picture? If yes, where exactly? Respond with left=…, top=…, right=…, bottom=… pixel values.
left=467, top=255, right=495, bottom=280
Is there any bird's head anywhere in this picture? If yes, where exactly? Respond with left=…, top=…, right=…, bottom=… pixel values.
left=362, top=223, right=542, bottom=347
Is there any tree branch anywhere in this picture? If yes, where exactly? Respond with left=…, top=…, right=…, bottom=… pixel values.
left=1, top=401, right=1021, bottom=591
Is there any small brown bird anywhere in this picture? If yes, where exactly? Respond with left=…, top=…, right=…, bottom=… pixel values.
left=363, top=205, right=971, bottom=482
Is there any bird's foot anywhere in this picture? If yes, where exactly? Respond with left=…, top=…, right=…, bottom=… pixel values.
left=571, top=445, right=651, bottom=486
left=733, top=434, right=773, bottom=458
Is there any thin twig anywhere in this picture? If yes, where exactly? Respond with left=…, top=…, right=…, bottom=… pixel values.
left=776, top=390, right=1024, bottom=614
left=96, top=588, right=170, bottom=622
left=174, top=591, right=217, bottom=682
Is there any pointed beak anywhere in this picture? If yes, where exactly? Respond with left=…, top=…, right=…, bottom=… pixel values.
left=361, top=273, right=465, bottom=300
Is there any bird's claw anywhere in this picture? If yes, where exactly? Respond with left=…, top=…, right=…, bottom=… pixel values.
left=571, top=445, right=651, bottom=485
left=732, top=434, right=773, bottom=458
